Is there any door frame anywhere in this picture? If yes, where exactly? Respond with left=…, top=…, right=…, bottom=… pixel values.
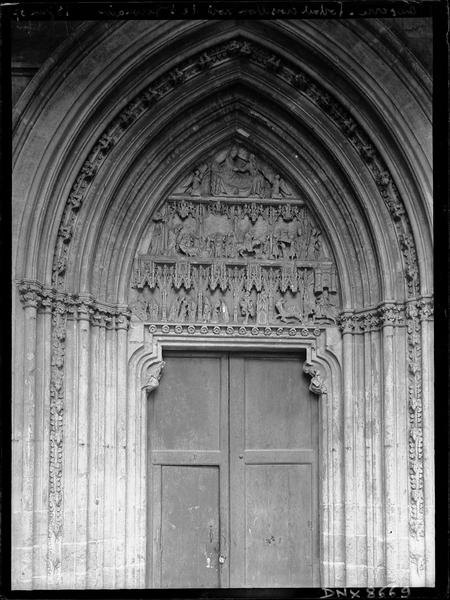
left=130, top=324, right=341, bottom=588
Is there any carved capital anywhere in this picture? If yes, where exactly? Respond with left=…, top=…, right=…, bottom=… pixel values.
left=379, top=303, right=404, bottom=327
left=338, top=311, right=357, bottom=334
left=417, top=298, right=434, bottom=321
left=115, top=310, right=131, bottom=330
left=303, top=363, right=327, bottom=395
left=142, top=361, right=166, bottom=394
left=18, top=280, right=43, bottom=308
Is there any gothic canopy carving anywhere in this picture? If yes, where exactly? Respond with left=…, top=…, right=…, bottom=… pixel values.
left=130, top=144, right=339, bottom=330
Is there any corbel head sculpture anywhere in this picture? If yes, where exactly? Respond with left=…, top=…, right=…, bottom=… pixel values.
left=142, top=360, right=166, bottom=394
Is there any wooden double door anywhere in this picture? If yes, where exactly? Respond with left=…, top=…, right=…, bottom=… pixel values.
left=147, top=351, right=319, bottom=588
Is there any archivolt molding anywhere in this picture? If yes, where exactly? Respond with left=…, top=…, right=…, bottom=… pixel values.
left=50, top=36, right=420, bottom=299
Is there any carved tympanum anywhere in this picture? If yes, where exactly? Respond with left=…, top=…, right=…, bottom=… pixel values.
left=130, top=144, right=340, bottom=328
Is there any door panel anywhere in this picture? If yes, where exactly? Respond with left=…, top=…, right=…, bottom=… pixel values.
left=148, top=351, right=318, bottom=588
left=230, top=354, right=318, bottom=587
left=152, top=355, right=222, bottom=451
left=243, top=356, right=313, bottom=449
left=160, top=466, right=220, bottom=588
left=245, top=464, right=313, bottom=587
left=148, top=353, right=229, bottom=588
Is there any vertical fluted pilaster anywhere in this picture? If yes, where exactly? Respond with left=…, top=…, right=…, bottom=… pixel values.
left=61, top=317, right=77, bottom=588
left=341, top=319, right=356, bottom=585
left=103, top=322, right=117, bottom=587
left=17, top=295, right=38, bottom=587
left=370, top=327, right=385, bottom=584
left=86, top=319, right=101, bottom=587
left=75, top=305, right=91, bottom=587
left=354, top=332, right=367, bottom=584
left=420, top=316, right=434, bottom=585
left=115, top=317, right=129, bottom=587
left=381, top=323, right=399, bottom=583
left=32, top=304, right=52, bottom=588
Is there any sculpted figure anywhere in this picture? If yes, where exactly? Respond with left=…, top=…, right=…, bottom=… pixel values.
left=221, top=299, right=230, bottom=323
left=256, top=292, right=269, bottom=325
left=168, top=297, right=178, bottom=321
left=130, top=297, right=149, bottom=321
left=167, top=222, right=183, bottom=255
left=274, top=298, right=303, bottom=323
left=203, top=296, right=212, bottom=323
left=271, top=174, right=281, bottom=198
left=177, top=231, right=199, bottom=257
left=178, top=295, right=189, bottom=321
left=212, top=299, right=221, bottom=323
left=142, top=361, right=165, bottom=394
left=149, top=220, right=164, bottom=255
left=271, top=174, right=292, bottom=198
left=185, top=168, right=202, bottom=196
left=188, top=297, right=197, bottom=322
left=240, top=291, right=255, bottom=325
left=315, top=289, right=338, bottom=323
left=249, top=154, right=265, bottom=197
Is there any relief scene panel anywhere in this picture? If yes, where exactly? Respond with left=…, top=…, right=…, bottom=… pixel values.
left=130, top=144, right=339, bottom=328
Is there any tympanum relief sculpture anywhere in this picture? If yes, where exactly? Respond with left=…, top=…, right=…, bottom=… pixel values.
left=130, top=145, right=339, bottom=331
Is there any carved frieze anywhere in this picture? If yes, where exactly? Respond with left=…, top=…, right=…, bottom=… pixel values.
left=17, top=281, right=132, bottom=331
left=130, top=156, right=339, bottom=329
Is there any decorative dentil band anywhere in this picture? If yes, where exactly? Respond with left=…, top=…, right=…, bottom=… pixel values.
left=51, top=37, right=419, bottom=298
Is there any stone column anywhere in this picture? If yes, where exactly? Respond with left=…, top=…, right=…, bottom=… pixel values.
left=115, top=313, right=130, bottom=587
left=341, top=314, right=357, bottom=585
left=75, top=302, right=92, bottom=587
left=32, top=299, right=52, bottom=588
left=420, top=306, right=434, bottom=586
left=354, top=331, right=368, bottom=585
left=368, top=326, right=385, bottom=585
left=14, top=288, right=39, bottom=588
left=86, top=312, right=106, bottom=587
left=381, top=320, right=398, bottom=583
